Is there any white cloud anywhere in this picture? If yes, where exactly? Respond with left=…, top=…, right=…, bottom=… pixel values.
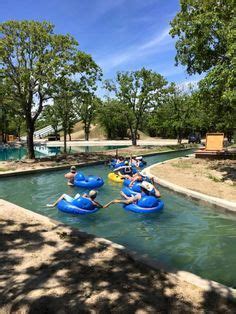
left=139, top=27, right=171, bottom=50
left=176, top=78, right=201, bottom=91
left=97, top=26, right=173, bottom=71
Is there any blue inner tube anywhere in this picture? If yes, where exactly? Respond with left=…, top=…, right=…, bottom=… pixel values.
left=109, top=160, right=123, bottom=169
left=122, top=186, right=140, bottom=197
left=123, top=196, right=164, bottom=214
left=131, top=161, right=145, bottom=168
left=74, top=173, right=104, bottom=189
left=110, top=160, right=146, bottom=169
left=57, top=197, right=99, bottom=215
left=122, top=178, right=151, bottom=196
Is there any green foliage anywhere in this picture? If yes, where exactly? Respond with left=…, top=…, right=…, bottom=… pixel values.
left=97, top=99, right=129, bottom=139
left=41, top=105, right=60, bottom=135
left=104, top=68, right=168, bottom=145
left=52, top=78, right=79, bottom=153
left=170, top=0, right=235, bottom=138
left=170, top=0, right=234, bottom=74
left=198, top=65, right=236, bottom=134
left=0, top=20, right=101, bottom=157
left=146, top=84, right=203, bottom=141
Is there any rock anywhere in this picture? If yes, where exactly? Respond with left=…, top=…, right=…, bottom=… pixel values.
left=225, top=179, right=234, bottom=186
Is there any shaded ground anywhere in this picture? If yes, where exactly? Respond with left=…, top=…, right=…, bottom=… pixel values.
left=0, top=200, right=235, bottom=313
left=151, top=157, right=236, bottom=202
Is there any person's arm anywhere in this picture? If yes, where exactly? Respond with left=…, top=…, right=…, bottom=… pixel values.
left=149, top=176, right=161, bottom=197
left=103, top=198, right=132, bottom=208
left=103, top=199, right=123, bottom=208
left=153, top=186, right=161, bottom=198
left=92, top=200, right=103, bottom=208
left=65, top=172, right=72, bottom=179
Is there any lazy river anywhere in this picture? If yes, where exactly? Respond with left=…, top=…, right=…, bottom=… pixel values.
left=0, top=149, right=236, bottom=287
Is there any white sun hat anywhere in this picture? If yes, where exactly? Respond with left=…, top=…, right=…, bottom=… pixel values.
left=140, top=181, right=154, bottom=192
left=89, top=190, right=98, bottom=197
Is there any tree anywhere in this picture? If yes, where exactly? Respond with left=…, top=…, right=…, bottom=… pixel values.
left=170, top=0, right=235, bottom=138
left=146, top=84, right=202, bottom=142
left=97, top=99, right=129, bottom=139
left=74, top=93, right=100, bottom=141
left=52, top=78, right=78, bottom=153
left=41, top=105, right=60, bottom=138
left=104, top=68, right=168, bottom=145
left=170, top=0, right=234, bottom=74
left=198, top=67, right=236, bottom=139
left=0, top=20, right=100, bottom=158
left=0, top=76, right=24, bottom=142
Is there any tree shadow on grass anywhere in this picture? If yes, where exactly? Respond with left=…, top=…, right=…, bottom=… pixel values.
left=0, top=218, right=235, bottom=313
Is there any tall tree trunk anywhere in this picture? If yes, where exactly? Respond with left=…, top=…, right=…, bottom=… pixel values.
left=54, top=126, right=58, bottom=138
left=17, top=125, right=21, bottom=141
left=3, top=110, right=8, bottom=144
left=84, top=128, right=89, bottom=141
left=177, top=129, right=182, bottom=144
left=84, top=123, right=90, bottom=141
left=131, top=129, right=137, bottom=146
left=26, top=121, right=35, bottom=159
left=63, top=128, right=67, bottom=154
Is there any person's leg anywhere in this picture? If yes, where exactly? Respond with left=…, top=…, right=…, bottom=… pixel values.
left=120, top=190, right=131, bottom=199
left=46, top=194, right=67, bottom=207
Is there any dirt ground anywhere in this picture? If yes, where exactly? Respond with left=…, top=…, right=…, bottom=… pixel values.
left=0, top=145, right=185, bottom=174
left=0, top=200, right=235, bottom=314
left=151, top=157, right=236, bottom=202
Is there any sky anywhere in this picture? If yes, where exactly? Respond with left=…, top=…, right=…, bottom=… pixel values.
left=1, top=0, right=203, bottom=93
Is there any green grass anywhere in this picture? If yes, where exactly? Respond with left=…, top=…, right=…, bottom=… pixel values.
left=0, top=167, right=14, bottom=172
left=207, top=173, right=223, bottom=182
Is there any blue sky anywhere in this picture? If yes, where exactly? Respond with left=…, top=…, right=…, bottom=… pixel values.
left=1, top=0, right=203, bottom=91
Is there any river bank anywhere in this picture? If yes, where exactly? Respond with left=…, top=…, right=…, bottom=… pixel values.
left=149, top=156, right=236, bottom=203
left=0, top=145, right=192, bottom=175
left=0, top=199, right=235, bottom=313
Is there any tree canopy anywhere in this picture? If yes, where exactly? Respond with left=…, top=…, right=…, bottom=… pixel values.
left=0, top=20, right=101, bottom=158
left=170, top=0, right=235, bottom=137
left=105, top=68, right=168, bottom=145
left=170, top=0, right=234, bottom=74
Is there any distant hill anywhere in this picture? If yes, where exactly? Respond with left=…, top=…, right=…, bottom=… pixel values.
left=62, top=121, right=154, bottom=141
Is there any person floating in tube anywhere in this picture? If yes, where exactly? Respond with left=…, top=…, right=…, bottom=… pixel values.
left=65, top=166, right=77, bottom=186
left=46, top=190, right=103, bottom=208
left=103, top=181, right=161, bottom=208
left=114, top=160, right=134, bottom=179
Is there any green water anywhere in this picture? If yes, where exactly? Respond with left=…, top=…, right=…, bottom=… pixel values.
left=0, top=149, right=235, bottom=287
left=0, top=146, right=45, bottom=161
left=0, top=145, right=128, bottom=161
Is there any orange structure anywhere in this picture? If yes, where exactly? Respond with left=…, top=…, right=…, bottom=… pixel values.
left=195, top=133, right=229, bottom=159
left=205, top=133, right=224, bottom=151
